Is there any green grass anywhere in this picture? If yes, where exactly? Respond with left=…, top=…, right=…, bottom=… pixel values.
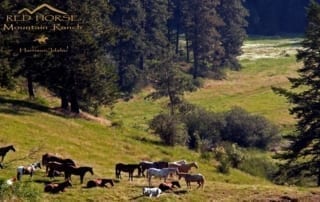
left=1, top=38, right=320, bottom=201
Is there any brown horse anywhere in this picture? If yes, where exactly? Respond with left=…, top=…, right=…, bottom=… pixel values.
left=65, top=166, right=94, bottom=184
left=169, top=162, right=198, bottom=173
left=115, top=163, right=141, bottom=181
left=158, top=181, right=181, bottom=192
left=44, top=180, right=72, bottom=193
left=178, top=173, right=205, bottom=189
left=46, top=161, right=67, bottom=179
left=42, top=153, right=75, bottom=174
left=0, top=145, right=16, bottom=162
left=86, top=178, right=114, bottom=188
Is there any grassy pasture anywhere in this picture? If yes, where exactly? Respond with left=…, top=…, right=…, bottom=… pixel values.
left=1, top=37, right=320, bottom=201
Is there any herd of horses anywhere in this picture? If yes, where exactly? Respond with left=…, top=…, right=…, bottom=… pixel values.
left=0, top=144, right=205, bottom=197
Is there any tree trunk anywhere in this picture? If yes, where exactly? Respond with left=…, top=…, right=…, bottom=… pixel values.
left=60, top=89, right=69, bottom=110
left=27, top=73, right=35, bottom=99
left=186, top=33, right=190, bottom=62
left=70, top=89, right=79, bottom=113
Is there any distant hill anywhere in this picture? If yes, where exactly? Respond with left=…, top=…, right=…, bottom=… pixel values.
left=244, top=0, right=310, bottom=36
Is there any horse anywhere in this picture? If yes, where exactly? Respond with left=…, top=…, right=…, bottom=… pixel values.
left=64, top=166, right=94, bottom=184
left=169, top=162, right=198, bottom=173
left=17, top=162, right=41, bottom=181
left=42, top=153, right=76, bottom=174
left=139, top=161, right=168, bottom=177
left=115, top=163, right=141, bottom=181
left=0, top=145, right=16, bottom=162
left=168, top=160, right=187, bottom=166
left=158, top=181, right=181, bottom=192
left=44, top=180, right=72, bottom=193
left=178, top=173, right=205, bottom=189
left=86, top=178, right=114, bottom=188
left=146, top=167, right=178, bottom=186
left=46, top=161, right=67, bottom=179
left=142, top=187, right=162, bottom=197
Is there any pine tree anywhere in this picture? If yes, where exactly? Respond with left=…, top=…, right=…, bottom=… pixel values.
left=218, top=0, right=248, bottom=70
left=273, top=1, right=320, bottom=186
left=183, top=0, right=224, bottom=78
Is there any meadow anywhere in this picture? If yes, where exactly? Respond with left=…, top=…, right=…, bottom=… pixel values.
left=1, top=37, right=320, bottom=201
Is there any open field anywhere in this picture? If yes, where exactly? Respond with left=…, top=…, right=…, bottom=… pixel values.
left=1, top=37, right=320, bottom=201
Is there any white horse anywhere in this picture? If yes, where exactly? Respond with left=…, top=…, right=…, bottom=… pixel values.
left=142, top=187, right=162, bottom=197
left=17, top=162, right=41, bottom=181
left=146, top=167, right=178, bottom=186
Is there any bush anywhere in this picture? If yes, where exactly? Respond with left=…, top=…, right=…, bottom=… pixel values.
left=0, top=180, right=41, bottom=201
left=149, top=113, right=187, bottom=146
left=217, top=155, right=230, bottom=174
left=222, top=107, right=280, bottom=149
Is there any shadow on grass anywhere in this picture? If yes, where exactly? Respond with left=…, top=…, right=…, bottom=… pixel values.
left=0, top=97, right=50, bottom=116
left=33, top=179, right=60, bottom=185
left=130, top=194, right=145, bottom=200
left=131, top=136, right=164, bottom=147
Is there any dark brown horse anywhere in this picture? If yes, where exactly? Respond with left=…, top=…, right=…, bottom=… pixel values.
left=64, top=166, right=94, bottom=184
left=46, top=161, right=67, bottom=179
left=115, top=163, right=141, bottom=181
left=44, top=180, right=72, bottom=193
left=0, top=145, right=16, bottom=162
left=139, top=161, right=169, bottom=177
left=86, top=178, right=114, bottom=188
left=42, top=153, right=76, bottom=174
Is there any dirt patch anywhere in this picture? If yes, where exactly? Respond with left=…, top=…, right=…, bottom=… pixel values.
left=51, top=108, right=112, bottom=126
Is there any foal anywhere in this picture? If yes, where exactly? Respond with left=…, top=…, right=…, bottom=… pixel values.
left=0, top=145, right=16, bottom=162
left=86, top=178, right=114, bottom=188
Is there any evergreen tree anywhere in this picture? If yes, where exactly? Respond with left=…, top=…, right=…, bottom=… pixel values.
left=273, top=1, right=320, bottom=186
left=183, top=0, right=224, bottom=78
left=218, top=0, right=248, bottom=70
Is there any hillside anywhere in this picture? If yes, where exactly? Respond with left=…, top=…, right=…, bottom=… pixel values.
left=1, top=38, right=320, bottom=201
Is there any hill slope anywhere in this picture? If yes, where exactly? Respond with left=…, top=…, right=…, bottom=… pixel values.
left=1, top=38, right=320, bottom=201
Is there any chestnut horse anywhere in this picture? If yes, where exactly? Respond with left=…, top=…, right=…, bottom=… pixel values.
left=158, top=181, right=181, bottom=192
left=64, top=166, right=94, bottom=184
left=0, top=145, right=16, bottom=162
left=169, top=162, right=198, bottom=173
left=42, top=153, right=75, bottom=174
left=44, top=180, right=72, bottom=193
left=115, top=163, right=141, bottom=181
left=86, top=178, right=114, bottom=188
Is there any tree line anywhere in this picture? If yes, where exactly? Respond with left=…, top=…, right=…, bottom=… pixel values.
left=0, top=0, right=248, bottom=114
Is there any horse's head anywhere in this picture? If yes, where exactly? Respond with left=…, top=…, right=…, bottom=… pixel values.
left=172, top=180, right=181, bottom=188
left=88, top=167, right=94, bottom=175
left=10, top=145, right=16, bottom=152
left=193, top=162, right=199, bottom=169
left=34, top=162, right=41, bottom=169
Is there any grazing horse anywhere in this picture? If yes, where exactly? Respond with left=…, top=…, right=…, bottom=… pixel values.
left=46, top=161, right=67, bottom=179
left=169, top=162, right=198, bottom=173
left=178, top=173, right=205, bottom=189
left=139, top=161, right=169, bottom=177
left=44, top=180, right=72, bottom=193
left=42, top=153, right=75, bottom=174
left=0, top=145, right=16, bottom=162
left=64, top=166, right=94, bottom=184
left=143, top=187, right=162, bottom=197
left=115, top=163, right=141, bottom=181
left=17, top=162, right=41, bottom=181
left=146, top=168, right=178, bottom=186
left=158, top=181, right=181, bottom=192
left=86, top=178, right=114, bottom=188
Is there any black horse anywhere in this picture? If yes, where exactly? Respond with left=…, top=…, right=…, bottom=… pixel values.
left=42, top=153, right=76, bottom=174
left=64, top=166, right=94, bottom=184
left=0, top=145, right=16, bottom=162
left=115, top=163, right=141, bottom=181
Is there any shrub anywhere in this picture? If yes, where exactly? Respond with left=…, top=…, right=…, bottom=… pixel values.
left=0, top=179, right=41, bottom=201
left=222, top=107, right=280, bottom=149
left=217, top=155, right=230, bottom=174
left=149, top=113, right=187, bottom=146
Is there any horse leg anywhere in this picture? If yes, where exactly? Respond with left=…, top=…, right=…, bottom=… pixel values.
left=80, top=175, right=84, bottom=184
